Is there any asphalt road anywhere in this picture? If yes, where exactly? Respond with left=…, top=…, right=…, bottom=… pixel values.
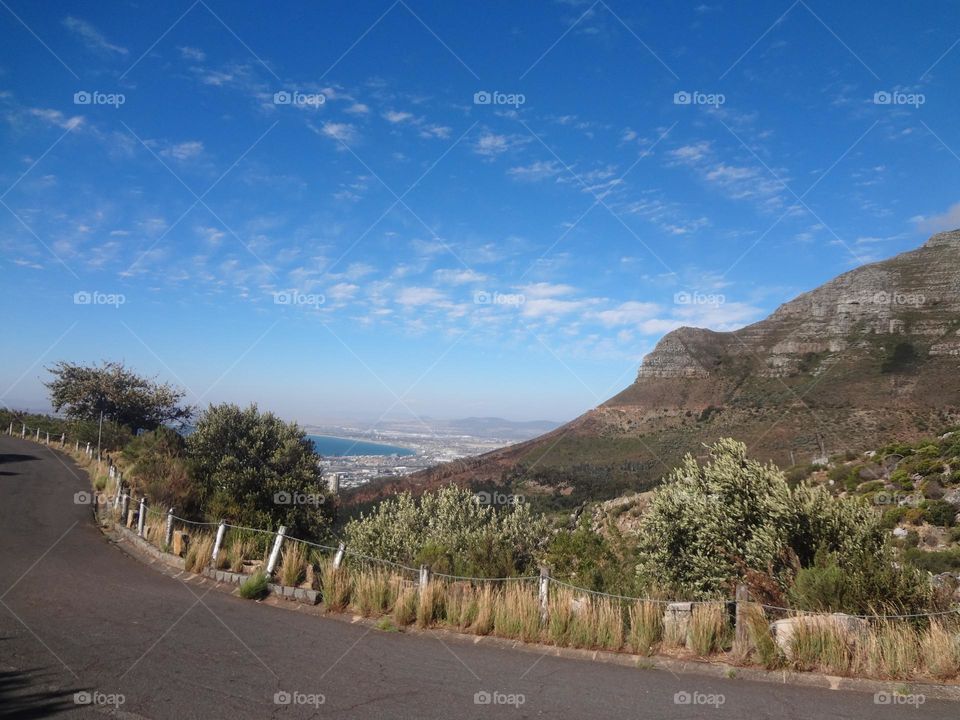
left=0, top=435, right=956, bottom=719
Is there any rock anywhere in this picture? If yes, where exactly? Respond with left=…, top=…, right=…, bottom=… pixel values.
left=943, top=488, right=960, bottom=508
left=858, top=466, right=882, bottom=481
left=828, top=613, right=867, bottom=635
left=664, top=602, right=692, bottom=645
left=172, top=531, right=190, bottom=557
left=892, top=527, right=909, bottom=538
left=771, top=614, right=865, bottom=657
left=922, top=479, right=945, bottom=499
left=570, top=597, right=588, bottom=616
left=882, top=454, right=904, bottom=474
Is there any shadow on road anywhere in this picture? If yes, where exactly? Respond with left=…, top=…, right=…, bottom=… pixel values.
left=0, top=666, right=82, bottom=718
left=0, top=454, right=40, bottom=465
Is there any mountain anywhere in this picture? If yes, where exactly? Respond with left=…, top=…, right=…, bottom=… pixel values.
left=347, top=231, right=960, bottom=508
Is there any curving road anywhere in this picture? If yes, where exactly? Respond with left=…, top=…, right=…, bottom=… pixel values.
left=0, top=435, right=956, bottom=719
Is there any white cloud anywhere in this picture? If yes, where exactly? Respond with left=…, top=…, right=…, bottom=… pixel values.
left=419, top=124, right=452, bottom=139
left=327, top=282, right=359, bottom=302
left=178, top=46, right=206, bottom=62
left=346, top=103, right=369, bottom=114
left=914, top=201, right=960, bottom=234
left=473, top=132, right=526, bottom=157
left=318, top=122, right=358, bottom=143
left=62, top=16, right=127, bottom=56
left=507, top=160, right=561, bottom=182
left=434, top=268, right=487, bottom=284
left=593, top=301, right=662, bottom=327
left=397, top=286, right=446, bottom=306
left=28, top=108, right=83, bottom=130
left=161, top=141, right=203, bottom=161
left=518, top=282, right=577, bottom=299
left=384, top=110, right=414, bottom=123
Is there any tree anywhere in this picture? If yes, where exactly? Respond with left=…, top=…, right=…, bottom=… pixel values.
left=187, top=403, right=332, bottom=540
left=45, top=360, right=192, bottom=432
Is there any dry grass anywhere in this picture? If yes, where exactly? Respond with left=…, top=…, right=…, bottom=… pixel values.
left=185, top=532, right=214, bottom=573
left=493, top=583, right=541, bottom=642
left=416, top=581, right=446, bottom=628
left=628, top=600, right=663, bottom=656
left=443, top=582, right=480, bottom=630
left=744, top=605, right=782, bottom=669
left=688, top=603, right=731, bottom=657
left=392, top=581, right=418, bottom=626
left=228, top=538, right=254, bottom=573
left=470, top=586, right=496, bottom=635
left=790, top=616, right=854, bottom=675
left=278, top=542, right=307, bottom=587
left=561, top=595, right=624, bottom=651
left=321, top=561, right=352, bottom=611
left=547, top=588, right=575, bottom=646
left=353, top=569, right=396, bottom=617
left=862, top=620, right=920, bottom=679
left=920, top=620, right=960, bottom=679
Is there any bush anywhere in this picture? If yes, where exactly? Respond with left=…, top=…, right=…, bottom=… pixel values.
left=687, top=603, right=730, bottom=656
left=923, top=500, right=957, bottom=527
left=188, top=404, right=333, bottom=541
left=344, top=486, right=547, bottom=577
left=635, top=439, right=891, bottom=600
left=239, top=572, right=269, bottom=600
left=541, top=517, right=638, bottom=596
left=124, top=427, right=198, bottom=517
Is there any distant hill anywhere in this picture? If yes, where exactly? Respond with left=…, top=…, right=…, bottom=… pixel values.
left=348, top=230, right=960, bottom=509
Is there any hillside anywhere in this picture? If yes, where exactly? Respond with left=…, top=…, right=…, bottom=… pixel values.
left=347, top=230, right=960, bottom=509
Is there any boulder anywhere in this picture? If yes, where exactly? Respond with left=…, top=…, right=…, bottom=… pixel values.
left=943, top=488, right=960, bottom=508
left=663, top=602, right=692, bottom=645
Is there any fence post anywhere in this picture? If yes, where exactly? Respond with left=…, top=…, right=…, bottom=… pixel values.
left=211, top=520, right=227, bottom=566
left=164, top=508, right=175, bottom=548
left=734, top=583, right=749, bottom=653
left=75, top=439, right=79, bottom=452
left=419, top=564, right=430, bottom=591
left=137, top=497, right=146, bottom=537
left=35, top=427, right=40, bottom=441
left=85, top=442, right=90, bottom=457
left=7, top=421, right=11, bottom=435
left=539, top=566, right=550, bottom=623
left=120, top=493, right=130, bottom=525
left=60, top=433, right=65, bottom=447
left=21, top=423, right=26, bottom=438
left=266, top=525, right=287, bottom=576
left=45, top=431, right=49, bottom=444
left=333, top=542, right=346, bottom=569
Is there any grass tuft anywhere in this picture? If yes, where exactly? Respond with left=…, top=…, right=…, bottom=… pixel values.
left=688, top=603, right=731, bottom=657
left=239, top=571, right=269, bottom=600
left=278, top=542, right=307, bottom=587
left=628, top=600, right=663, bottom=656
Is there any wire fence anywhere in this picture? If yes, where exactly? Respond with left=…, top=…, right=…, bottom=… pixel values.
left=10, top=420, right=960, bottom=621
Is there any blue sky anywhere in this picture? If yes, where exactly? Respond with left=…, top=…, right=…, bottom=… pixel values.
left=2, top=0, right=960, bottom=424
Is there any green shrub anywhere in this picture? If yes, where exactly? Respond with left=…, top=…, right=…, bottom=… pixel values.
left=923, top=500, right=957, bottom=527
left=239, top=571, right=269, bottom=599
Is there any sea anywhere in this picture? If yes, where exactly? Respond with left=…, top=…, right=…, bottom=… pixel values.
left=307, top=434, right=415, bottom=457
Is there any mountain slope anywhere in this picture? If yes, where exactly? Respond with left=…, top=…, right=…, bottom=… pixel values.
left=348, top=231, right=960, bottom=506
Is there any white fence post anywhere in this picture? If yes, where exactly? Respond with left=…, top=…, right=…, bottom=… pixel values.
left=137, top=497, right=146, bottom=537
left=35, top=427, right=40, bottom=441
left=266, top=525, right=287, bottom=576
left=419, top=564, right=430, bottom=591
left=211, top=521, right=227, bottom=565
left=333, top=542, right=346, bottom=569
left=60, top=433, right=65, bottom=447
left=85, top=442, right=91, bottom=457
left=539, top=566, right=550, bottom=623
left=45, top=431, right=49, bottom=444
left=21, top=424, right=26, bottom=438
left=165, top=508, right=175, bottom=548
left=75, top=439, right=79, bottom=452
left=7, top=421, right=12, bottom=435
left=120, top=493, right=130, bottom=524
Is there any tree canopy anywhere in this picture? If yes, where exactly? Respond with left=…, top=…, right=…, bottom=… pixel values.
left=45, top=360, right=192, bottom=432
left=187, top=403, right=332, bottom=540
